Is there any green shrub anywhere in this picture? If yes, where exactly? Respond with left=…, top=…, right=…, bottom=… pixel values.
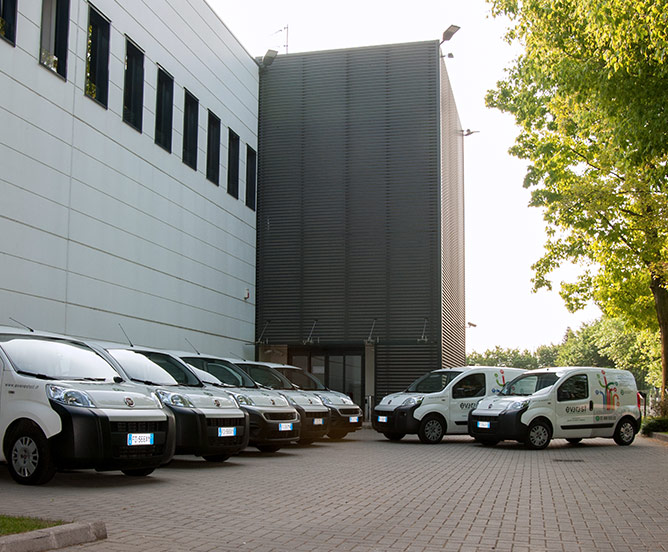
left=641, top=417, right=668, bottom=435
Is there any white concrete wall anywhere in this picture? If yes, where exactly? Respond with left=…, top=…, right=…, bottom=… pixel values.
left=0, top=0, right=259, bottom=357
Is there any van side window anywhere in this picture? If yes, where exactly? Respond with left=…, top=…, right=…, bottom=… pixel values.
left=452, top=373, right=485, bottom=399
left=557, top=374, right=588, bottom=402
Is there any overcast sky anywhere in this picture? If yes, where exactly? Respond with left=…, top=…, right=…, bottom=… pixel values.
left=209, top=0, right=601, bottom=354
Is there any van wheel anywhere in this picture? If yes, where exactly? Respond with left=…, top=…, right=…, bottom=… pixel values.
left=202, top=454, right=230, bottom=462
left=525, top=419, right=552, bottom=450
left=418, top=415, right=445, bottom=444
left=256, top=445, right=281, bottom=453
left=566, top=438, right=582, bottom=445
left=327, top=430, right=348, bottom=440
left=614, top=418, right=636, bottom=446
left=122, top=468, right=155, bottom=476
left=383, top=432, right=405, bottom=441
left=6, top=423, right=56, bottom=485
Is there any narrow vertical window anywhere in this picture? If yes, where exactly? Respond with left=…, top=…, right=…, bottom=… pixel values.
left=182, top=90, right=199, bottom=170
left=227, top=129, right=240, bottom=198
left=85, top=6, right=110, bottom=107
left=123, top=39, right=144, bottom=131
left=245, top=146, right=257, bottom=210
left=40, top=0, right=70, bottom=78
left=0, top=0, right=17, bottom=45
left=206, top=111, right=221, bottom=185
left=155, top=67, right=174, bottom=152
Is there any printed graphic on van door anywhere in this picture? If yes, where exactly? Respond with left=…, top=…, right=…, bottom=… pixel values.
left=492, top=370, right=507, bottom=394
left=596, top=370, right=620, bottom=410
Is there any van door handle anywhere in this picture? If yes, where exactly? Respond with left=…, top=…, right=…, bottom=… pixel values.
left=589, top=400, right=593, bottom=411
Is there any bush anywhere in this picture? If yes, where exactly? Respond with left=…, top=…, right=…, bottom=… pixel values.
left=641, top=417, right=668, bottom=436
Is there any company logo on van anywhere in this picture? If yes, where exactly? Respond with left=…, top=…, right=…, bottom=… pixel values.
left=214, top=399, right=221, bottom=407
left=492, top=369, right=507, bottom=394
left=125, top=397, right=135, bottom=407
left=595, top=370, right=620, bottom=410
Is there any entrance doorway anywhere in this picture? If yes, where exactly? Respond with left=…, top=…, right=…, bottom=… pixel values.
left=289, top=350, right=364, bottom=407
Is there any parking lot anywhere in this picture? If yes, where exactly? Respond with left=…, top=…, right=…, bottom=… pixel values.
left=1, top=429, right=667, bottom=552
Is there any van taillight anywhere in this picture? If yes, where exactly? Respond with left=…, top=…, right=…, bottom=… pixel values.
left=637, top=392, right=642, bottom=410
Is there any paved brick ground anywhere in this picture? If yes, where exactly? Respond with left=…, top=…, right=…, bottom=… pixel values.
left=1, top=429, right=667, bottom=552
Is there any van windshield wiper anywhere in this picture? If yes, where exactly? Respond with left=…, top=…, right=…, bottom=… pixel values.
left=131, top=377, right=164, bottom=386
left=17, top=370, right=56, bottom=380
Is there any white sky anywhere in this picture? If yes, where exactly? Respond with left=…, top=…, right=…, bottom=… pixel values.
left=209, top=0, right=601, bottom=354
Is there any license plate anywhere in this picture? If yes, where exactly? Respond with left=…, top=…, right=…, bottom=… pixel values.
left=279, top=423, right=293, bottom=431
left=127, top=433, right=154, bottom=446
left=477, top=421, right=491, bottom=429
left=377, top=415, right=388, bottom=423
left=313, top=418, right=324, bottom=425
left=218, top=427, right=237, bottom=437
left=349, top=416, right=359, bottom=423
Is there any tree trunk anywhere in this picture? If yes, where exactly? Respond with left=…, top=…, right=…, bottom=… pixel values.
left=650, top=275, right=668, bottom=400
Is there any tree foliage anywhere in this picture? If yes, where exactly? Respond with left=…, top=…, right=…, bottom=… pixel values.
left=486, top=0, right=668, bottom=394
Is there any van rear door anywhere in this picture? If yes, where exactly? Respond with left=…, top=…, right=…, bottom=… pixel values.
left=555, top=373, right=594, bottom=439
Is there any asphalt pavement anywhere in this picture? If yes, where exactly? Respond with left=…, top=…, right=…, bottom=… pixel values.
left=1, top=429, right=667, bottom=552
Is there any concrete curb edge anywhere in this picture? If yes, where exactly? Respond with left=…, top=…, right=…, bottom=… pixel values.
left=0, top=521, right=106, bottom=552
left=645, top=431, right=668, bottom=444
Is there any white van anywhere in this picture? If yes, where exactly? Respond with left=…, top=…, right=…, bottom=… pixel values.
left=372, top=366, right=525, bottom=443
left=0, top=328, right=175, bottom=485
left=468, top=367, right=643, bottom=449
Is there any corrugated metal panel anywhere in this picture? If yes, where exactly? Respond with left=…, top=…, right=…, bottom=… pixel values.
left=257, top=41, right=464, bottom=397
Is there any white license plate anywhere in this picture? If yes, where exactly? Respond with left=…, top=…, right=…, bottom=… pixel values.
left=377, top=416, right=388, bottom=423
left=279, top=423, right=293, bottom=431
left=313, top=418, right=324, bottom=425
left=127, top=433, right=154, bottom=446
left=218, top=427, right=237, bottom=437
left=349, top=416, right=359, bottom=423
left=477, top=421, right=491, bottom=429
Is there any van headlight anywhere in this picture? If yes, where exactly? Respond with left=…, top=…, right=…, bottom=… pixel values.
left=402, top=396, right=423, bottom=407
left=507, top=400, right=529, bottom=411
left=234, top=394, right=255, bottom=406
left=317, top=394, right=332, bottom=406
left=156, top=389, right=194, bottom=408
left=47, top=385, right=95, bottom=408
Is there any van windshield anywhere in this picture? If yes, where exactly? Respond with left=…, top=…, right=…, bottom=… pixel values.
left=277, top=368, right=326, bottom=390
left=108, top=349, right=179, bottom=386
left=406, top=371, right=463, bottom=393
left=500, top=373, right=559, bottom=396
left=0, top=335, right=120, bottom=382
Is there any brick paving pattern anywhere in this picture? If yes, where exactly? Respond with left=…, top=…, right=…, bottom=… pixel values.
left=1, top=429, right=667, bottom=552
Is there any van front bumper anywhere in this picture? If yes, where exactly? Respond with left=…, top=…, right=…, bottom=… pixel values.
left=327, top=405, right=363, bottom=433
left=296, top=406, right=331, bottom=440
left=372, top=406, right=420, bottom=435
left=169, top=406, right=248, bottom=456
left=468, top=408, right=528, bottom=442
left=49, top=401, right=176, bottom=472
left=245, top=406, right=301, bottom=446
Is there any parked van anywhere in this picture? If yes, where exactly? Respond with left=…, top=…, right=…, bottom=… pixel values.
left=0, top=328, right=175, bottom=485
left=105, top=347, right=249, bottom=461
left=272, top=364, right=363, bottom=440
left=232, top=360, right=332, bottom=445
left=372, top=366, right=525, bottom=444
left=468, top=367, right=642, bottom=449
left=175, top=352, right=302, bottom=453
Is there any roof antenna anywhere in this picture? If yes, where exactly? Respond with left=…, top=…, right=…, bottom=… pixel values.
left=185, top=337, right=201, bottom=355
left=118, top=323, right=134, bottom=347
left=9, top=318, right=34, bottom=332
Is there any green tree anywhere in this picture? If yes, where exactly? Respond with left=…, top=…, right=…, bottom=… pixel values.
left=487, top=0, right=668, bottom=397
left=467, top=346, right=538, bottom=369
left=556, top=323, right=611, bottom=367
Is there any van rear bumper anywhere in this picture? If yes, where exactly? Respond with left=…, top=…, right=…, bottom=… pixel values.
left=49, top=402, right=176, bottom=471
left=372, top=406, right=420, bottom=435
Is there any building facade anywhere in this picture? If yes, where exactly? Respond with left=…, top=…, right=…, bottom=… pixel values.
left=256, top=42, right=466, bottom=407
left=0, top=0, right=259, bottom=355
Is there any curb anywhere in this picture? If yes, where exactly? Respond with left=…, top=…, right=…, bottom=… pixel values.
left=0, top=521, right=106, bottom=552
left=646, top=432, right=668, bottom=444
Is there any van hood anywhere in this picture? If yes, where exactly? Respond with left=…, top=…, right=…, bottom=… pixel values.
left=377, top=392, right=423, bottom=408
left=314, top=390, right=355, bottom=406
left=53, top=381, right=162, bottom=410
left=225, top=387, right=290, bottom=407
left=280, top=390, right=324, bottom=407
left=473, top=395, right=520, bottom=415
left=177, top=388, right=239, bottom=409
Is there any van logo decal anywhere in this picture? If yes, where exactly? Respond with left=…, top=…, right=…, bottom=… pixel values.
left=492, top=369, right=506, bottom=394
left=125, top=397, right=135, bottom=407
left=214, top=399, right=221, bottom=407
left=271, top=399, right=276, bottom=405
left=595, top=370, right=620, bottom=410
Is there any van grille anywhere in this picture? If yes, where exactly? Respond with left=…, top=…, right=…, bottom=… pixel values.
left=265, top=412, right=297, bottom=421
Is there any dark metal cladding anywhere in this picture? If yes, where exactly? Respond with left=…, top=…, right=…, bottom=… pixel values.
left=257, top=41, right=465, bottom=401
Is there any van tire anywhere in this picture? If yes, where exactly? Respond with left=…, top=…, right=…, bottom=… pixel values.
left=327, top=430, right=349, bottom=440
left=202, top=454, right=231, bottom=462
left=614, top=418, right=636, bottom=446
left=525, top=419, right=552, bottom=450
left=122, top=468, right=155, bottom=476
left=5, top=422, right=56, bottom=485
left=383, top=432, right=405, bottom=441
left=256, top=445, right=281, bottom=453
left=418, top=415, right=445, bottom=444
